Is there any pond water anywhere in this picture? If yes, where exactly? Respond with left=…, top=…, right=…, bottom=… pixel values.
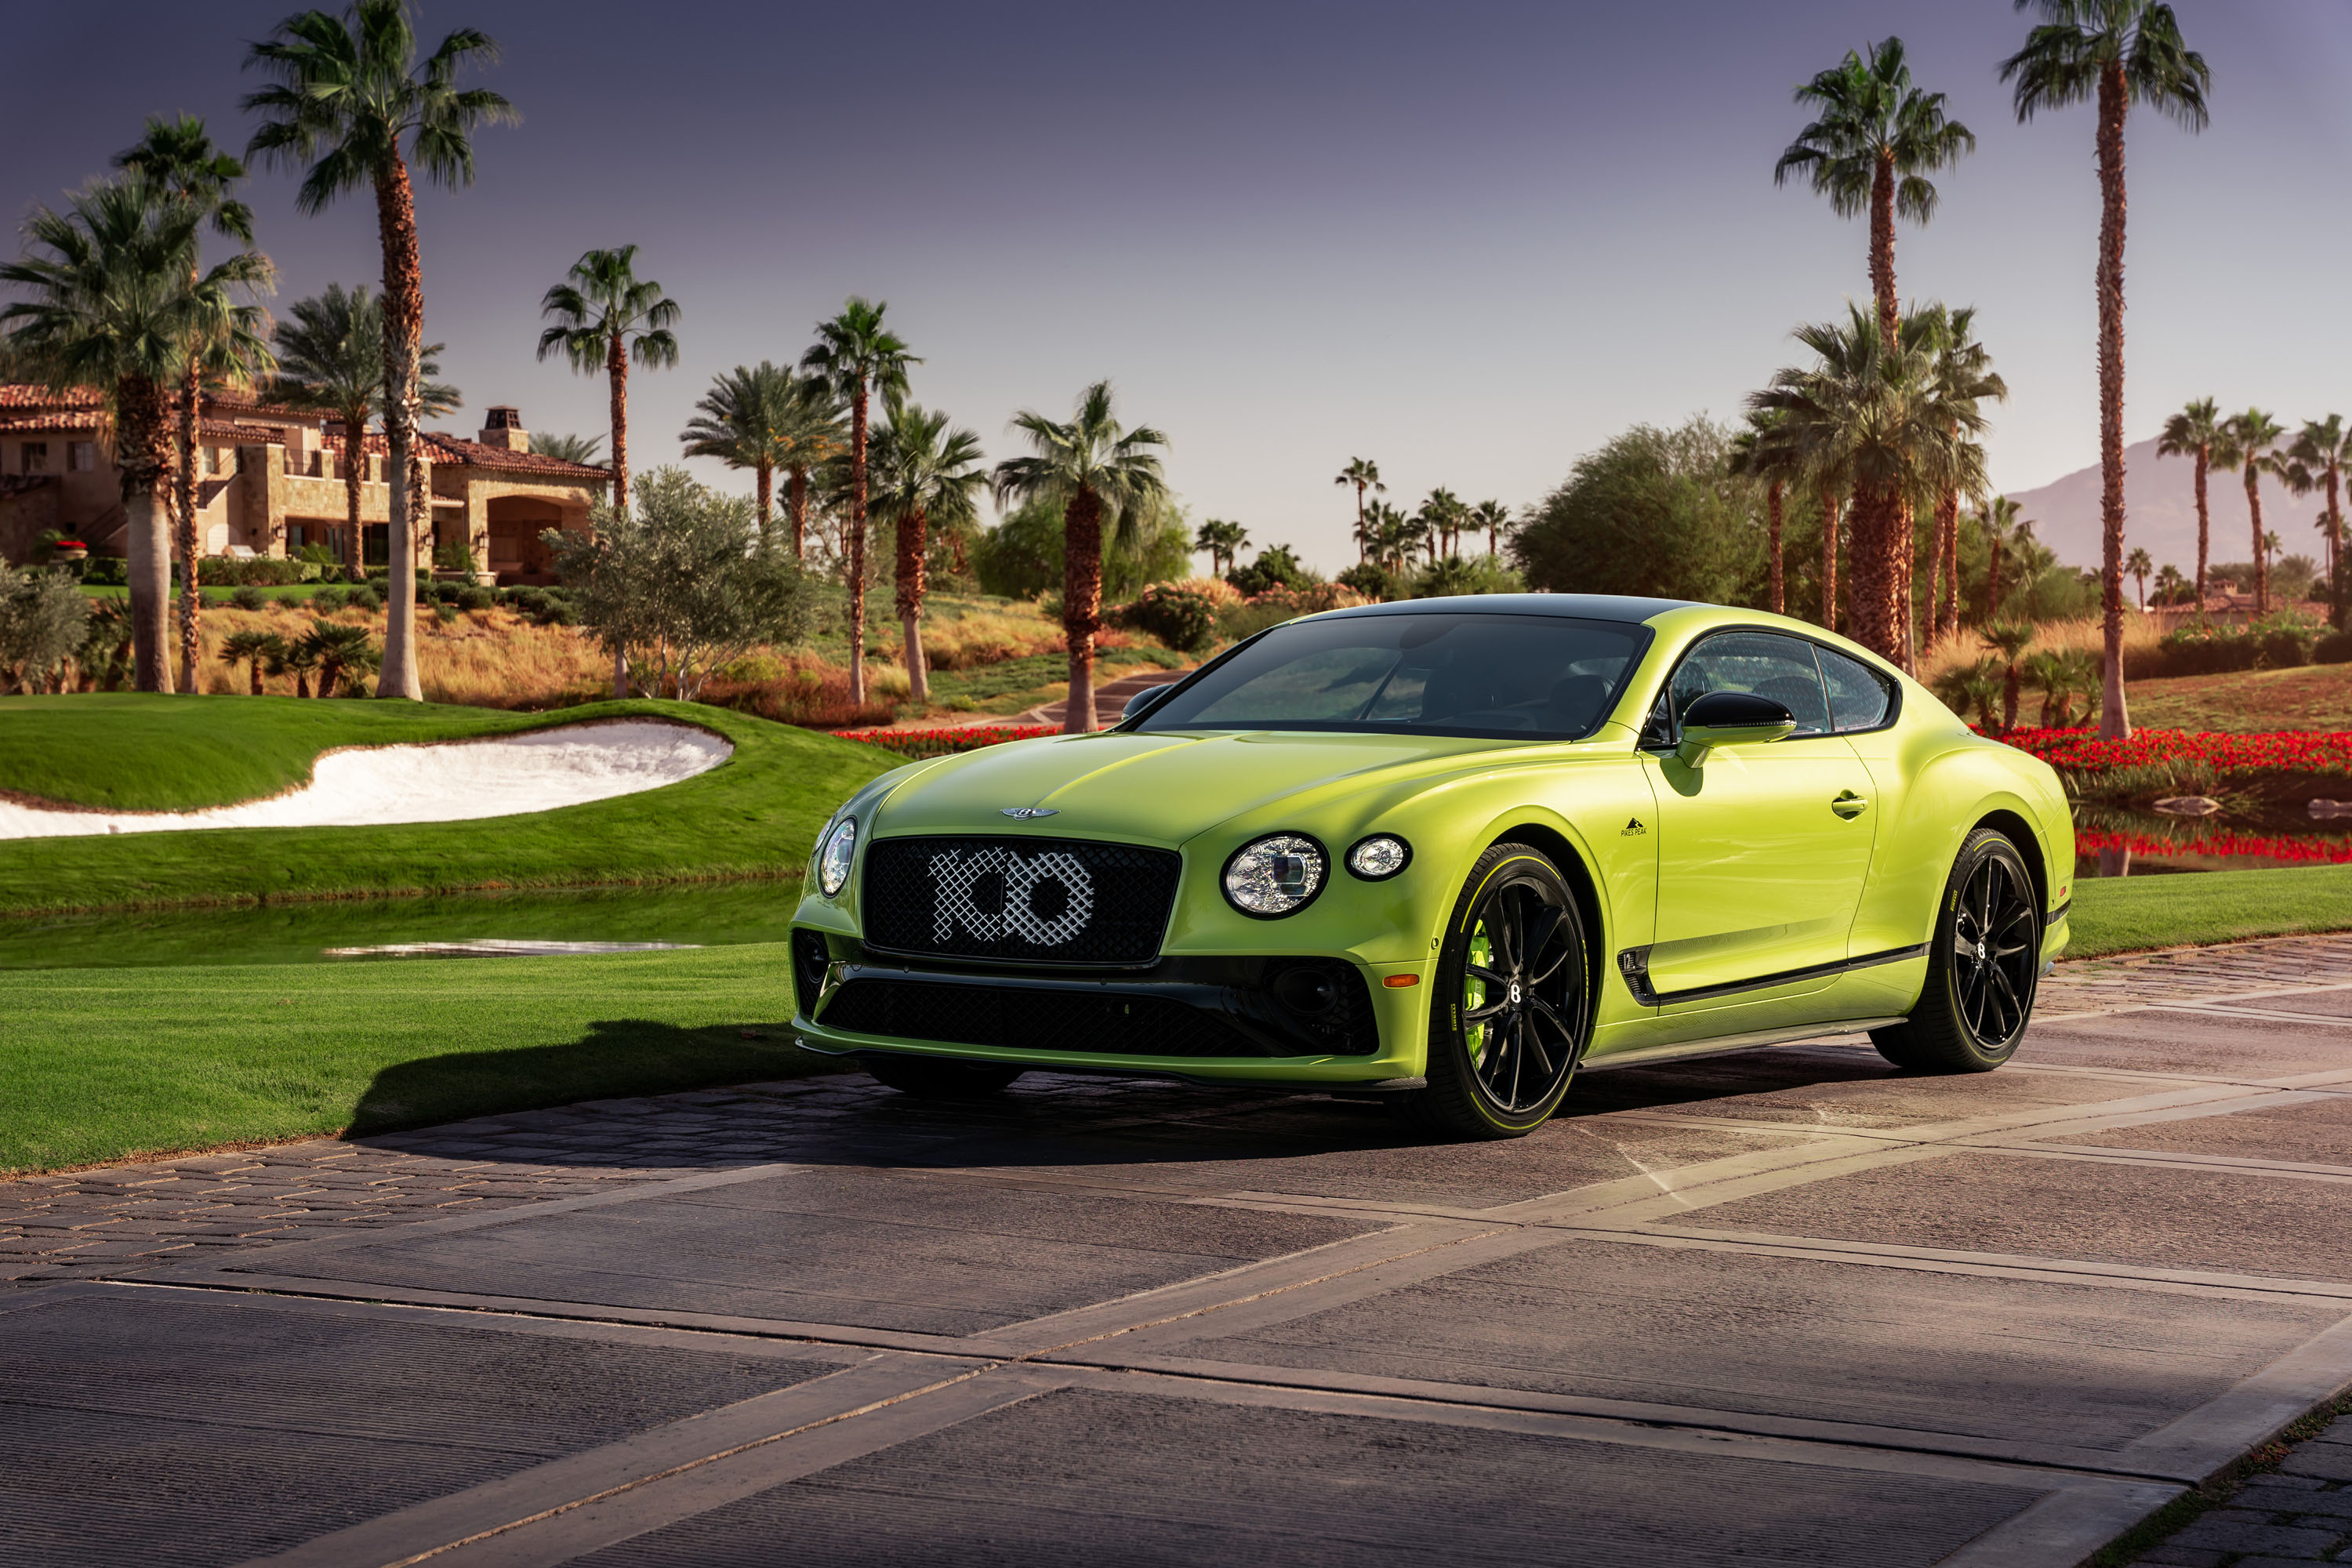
left=0, top=880, right=802, bottom=970
left=2073, top=804, right=2352, bottom=877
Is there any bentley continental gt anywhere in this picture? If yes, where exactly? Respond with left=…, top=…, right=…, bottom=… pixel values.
left=789, top=595, right=2072, bottom=1138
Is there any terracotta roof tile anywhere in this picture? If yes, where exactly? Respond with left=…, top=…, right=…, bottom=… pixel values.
left=0, top=412, right=100, bottom=434
left=420, top=431, right=608, bottom=479
left=0, top=384, right=103, bottom=410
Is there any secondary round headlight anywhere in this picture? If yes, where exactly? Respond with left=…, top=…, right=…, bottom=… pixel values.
left=1223, top=833, right=1327, bottom=917
left=1347, top=834, right=1411, bottom=880
left=817, top=818, right=857, bottom=898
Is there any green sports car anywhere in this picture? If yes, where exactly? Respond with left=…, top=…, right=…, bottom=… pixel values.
left=789, top=594, right=2073, bottom=1138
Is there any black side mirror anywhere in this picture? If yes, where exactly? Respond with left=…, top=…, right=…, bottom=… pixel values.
left=1122, top=683, right=1177, bottom=721
left=1675, top=690, right=1797, bottom=767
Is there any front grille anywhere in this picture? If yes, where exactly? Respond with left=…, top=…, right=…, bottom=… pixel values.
left=820, top=978, right=1260, bottom=1058
left=862, top=835, right=1180, bottom=967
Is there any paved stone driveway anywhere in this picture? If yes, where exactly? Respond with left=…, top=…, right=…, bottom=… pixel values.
left=11, top=932, right=2352, bottom=1565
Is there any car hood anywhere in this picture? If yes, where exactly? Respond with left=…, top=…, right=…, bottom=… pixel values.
left=867, top=728, right=1611, bottom=847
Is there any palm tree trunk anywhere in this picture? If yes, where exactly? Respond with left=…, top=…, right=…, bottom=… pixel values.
left=373, top=158, right=425, bottom=702
left=119, top=372, right=174, bottom=693
left=1817, top=485, right=1839, bottom=633
left=249, top=660, right=263, bottom=697
left=1766, top=481, right=1784, bottom=615
left=2002, top=663, right=2020, bottom=733
left=2094, top=63, right=2131, bottom=741
left=1987, top=540, right=2002, bottom=626
left=1870, top=151, right=1898, bottom=350
left=1923, top=490, right=1945, bottom=649
left=1063, top=486, right=1105, bottom=734
left=897, top=503, right=929, bottom=703
left=2329, top=467, right=2344, bottom=629
left=1899, top=496, right=1918, bottom=673
left=341, top=407, right=365, bottom=570
left=1847, top=484, right=1904, bottom=662
left=176, top=362, right=202, bottom=694
left=1940, top=496, right=1960, bottom=635
left=2247, top=468, right=2267, bottom=615
left=848, top=379, right=869, bottom=706
left=756, top=462, right=773, bottom=548
left=608, top=334, right=630, bottom=699
left=1353, top=485, right=1366, bottom=563
left=2192, top=447, right=2210, bottom=625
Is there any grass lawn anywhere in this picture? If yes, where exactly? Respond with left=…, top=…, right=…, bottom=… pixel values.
left=0, top=945, right=828, bottom=1175
left=0, top=694, right=891, bottom=915
left=2067, top=864, right=2352, bottom=958
left=81, top=582, right=343, bottom=603
left=2122, top=662, right=2352, bottom=734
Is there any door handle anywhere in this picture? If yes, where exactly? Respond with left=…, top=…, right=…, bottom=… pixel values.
left=1831, top=790, right=1869, bottom=818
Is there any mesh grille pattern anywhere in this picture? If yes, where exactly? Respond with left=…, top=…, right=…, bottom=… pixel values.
left=863, top=836, right=1180, bottom=966
left=820, top=979, right=1262, bottom=1058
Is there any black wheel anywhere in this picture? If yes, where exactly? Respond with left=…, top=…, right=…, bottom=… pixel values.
left=862, top=1054, right=1025, bottom=1098
left=1406, top=842, right=1593, bottom=1139
left=1872, top=827, right=2041, bottom=1073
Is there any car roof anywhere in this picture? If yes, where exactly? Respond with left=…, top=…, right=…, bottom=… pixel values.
left=1313, top=593, right=1697, bottom=625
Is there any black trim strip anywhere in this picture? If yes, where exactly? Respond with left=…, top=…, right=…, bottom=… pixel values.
left=1618, top=942, right=1929, bottom=1007
left=2045, top=898, right=2071, bottom=928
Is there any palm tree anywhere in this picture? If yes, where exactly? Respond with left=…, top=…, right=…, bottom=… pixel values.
left=1982, top=620, right=2035, bottom=732
left=2154, top=561, right=2186, bottom=605
left=1915, top=304, right=2003, bottom=644
left=2219, top=409, right=2287, bottom=613
left=680, top=361, right=804, bottom=543
left=2125, top=546, right=2152, bottom=609
left=537, top=245, right=677, bottom=517
left=1416, top=488, right=1465, bottom=564
left=299, top=618, right=378, bottom=697
left=1729, top=409, right=1802, bottom=617
left=2288, top=415, right=2351, bottom=626
left=1362, top=500, right=1411, bottom=575
left=1775, top=38, right=1975, bottom=348
left=114, top=114, right=266, bottom=695
left=993, top=380, right=1169, bottom=733
left=1334, top=458, right=1383, bottom=563
left=869, top=396, right=985, bottom=703
left=2003, top=0, right=2210, bottom=740
left=529, top=431, right=602, bottom=464
left=244, top=0, right=516, bottom=700
left=1749, top=304, right=1984, bottom=666
left=0, top=174, right=272, bottom=692
left=1975, top=495, right=2026, bottom=623
left=803, top=298, right=918, bottom=704
left=273, top=282, right=459, bottom=571
left=1470, top=499, right=1511, bottom=557
left=1194, top=518, right=1248, bottom=576
left=266, top=629, right=319, bottom=698
left=220, top=629, right=281, bottom=694
left=2156, top=396, right=2223, bottom=624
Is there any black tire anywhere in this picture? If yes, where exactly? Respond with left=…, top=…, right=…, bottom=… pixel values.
left=862, top=1054, right=1026, bottom=1098
left=1406, top=842, right=1594, bottom=1140
left=1871, top=827, right=2041, bottom=1073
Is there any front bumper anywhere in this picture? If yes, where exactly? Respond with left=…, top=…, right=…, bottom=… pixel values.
left=789, top=930, right=1429, bottom=1087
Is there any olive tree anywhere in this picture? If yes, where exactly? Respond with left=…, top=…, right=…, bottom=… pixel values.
left=547, top=466, right=815, bottom=702
left=0, top=564, right=93, bottom=693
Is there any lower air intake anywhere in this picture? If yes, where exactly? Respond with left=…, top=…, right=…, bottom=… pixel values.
left=819, top=978, right=1263, bottom=1058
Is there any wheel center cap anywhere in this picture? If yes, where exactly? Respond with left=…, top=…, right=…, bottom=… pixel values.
left=1975, top=940, right=1987, bottom=964
left=1508, top=981, right=1523, bottom=1005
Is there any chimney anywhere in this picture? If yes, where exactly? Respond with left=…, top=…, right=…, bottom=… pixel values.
left=479, top=405, right=529, bottom=453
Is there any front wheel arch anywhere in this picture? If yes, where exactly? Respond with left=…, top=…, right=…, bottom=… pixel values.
left=1485, top=820, right=1606, bottom=1025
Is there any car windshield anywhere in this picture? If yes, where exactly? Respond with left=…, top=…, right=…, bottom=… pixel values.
left=1134, top=612, right=1649, bottom=740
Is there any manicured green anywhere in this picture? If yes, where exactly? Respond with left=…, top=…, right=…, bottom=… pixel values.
left=0, top=694, right=890, bottom=914
left=0, top=944, right=832, bottom=1176
left=2066, top=865, right=2352, bottom=959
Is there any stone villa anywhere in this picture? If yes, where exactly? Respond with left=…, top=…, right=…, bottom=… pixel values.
left=0, top=385, right=608, bottom=584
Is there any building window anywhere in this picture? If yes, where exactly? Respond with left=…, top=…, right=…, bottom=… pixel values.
left=363, top=523, right=390, bottom=566
left=21, top=442, right=48, bottom=474
left=68, top=441, right=96, bottom=473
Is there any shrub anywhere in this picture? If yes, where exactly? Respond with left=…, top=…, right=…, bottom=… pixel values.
left=199, top=556, right=316, bottom=586
left=1109, top=583, right=1220, bottom=653
left=228, top=585, right=267, bottom=612
left=1337, top=562, right=1397, bottom=601
left=1225, top=543, right=1316, bottom=597
left=81, top=557, right=128, bottom=586
left=2131, top=612, right=2321, bottom=679
left=346, top=586, right=383, bottom=614
left=2318, top=630, right=2352, bottom=665
left=310, top=586, right=348, bottom=612
left=456, top=584, right=494, bottom=613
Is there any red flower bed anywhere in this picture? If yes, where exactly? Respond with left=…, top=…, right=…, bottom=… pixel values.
left=832, top=725, right=1058, bottom=760
left=1991, top=726, right=2352, bottom=779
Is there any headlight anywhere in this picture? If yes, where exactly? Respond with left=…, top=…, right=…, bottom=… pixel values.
left=1223, top=833, right=1327, bottom=917
left=818, top=818, right=857, bottom=898
left=1346, top=834, right=1411, bottom=880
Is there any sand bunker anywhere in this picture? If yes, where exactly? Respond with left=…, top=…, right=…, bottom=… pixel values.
left=0, top=720, right=733, bottom=840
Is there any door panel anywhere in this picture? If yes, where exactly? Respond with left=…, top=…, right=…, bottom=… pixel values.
left=1639, top=631, right=1880, bottom=1000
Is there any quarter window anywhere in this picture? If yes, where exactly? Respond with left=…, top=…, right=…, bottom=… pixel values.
left=1668, top=631, right=1832, bottom=735
left=1817, top=645, right=1896, bottom=732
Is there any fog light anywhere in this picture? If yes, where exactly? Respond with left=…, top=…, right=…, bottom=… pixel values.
left=1346, top=834, right=1411, bottom=880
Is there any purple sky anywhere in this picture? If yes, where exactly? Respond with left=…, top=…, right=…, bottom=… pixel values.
left=7, top=1, right=2348, bottom=572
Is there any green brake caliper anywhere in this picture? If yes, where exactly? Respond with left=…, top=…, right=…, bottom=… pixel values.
left=1465, top=924, right=1491, bottom=1068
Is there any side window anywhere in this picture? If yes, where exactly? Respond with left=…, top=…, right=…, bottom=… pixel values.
left=1818, top=646, right=1896, bottom=732
left=1668, top=631, right=1832, bottom=735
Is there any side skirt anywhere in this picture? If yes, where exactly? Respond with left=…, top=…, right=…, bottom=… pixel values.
left=1581, top=1016, right=1911, bottom=1073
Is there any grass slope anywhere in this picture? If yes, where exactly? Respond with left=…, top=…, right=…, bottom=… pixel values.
left=2067, top=864, right=2352, bottom=958
left=0, top=946, right=828, bottom=1175
left=2122, top=663, right=2352, bottom=735
left=0, top=695, right=891, bottom=915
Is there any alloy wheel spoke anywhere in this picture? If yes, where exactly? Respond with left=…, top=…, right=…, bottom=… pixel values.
left=1465, top=999, right=1512, bottom=1023
left=1465, top=964, right=1510, bottom=987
